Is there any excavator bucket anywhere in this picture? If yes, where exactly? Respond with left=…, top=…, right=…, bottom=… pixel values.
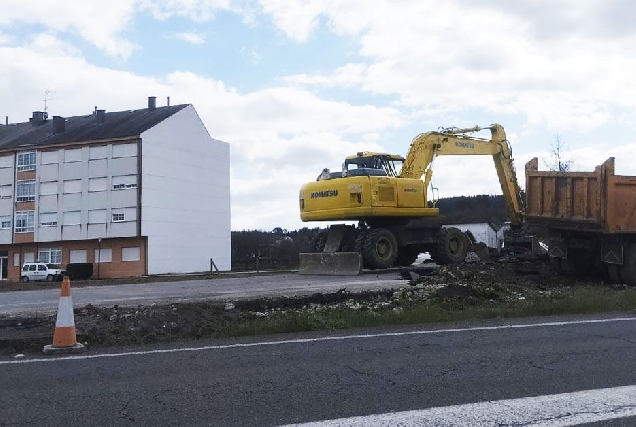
left=298, top=252, right=363, bottom=275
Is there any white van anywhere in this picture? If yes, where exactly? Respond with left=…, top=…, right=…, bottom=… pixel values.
left=20, top=262, right=66, bottom=282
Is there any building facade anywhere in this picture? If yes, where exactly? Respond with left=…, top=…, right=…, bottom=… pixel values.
left=0, top=98, right=230, bottom=280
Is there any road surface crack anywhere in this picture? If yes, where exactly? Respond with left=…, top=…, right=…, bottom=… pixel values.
left=340, top=363, right=420, bottom=392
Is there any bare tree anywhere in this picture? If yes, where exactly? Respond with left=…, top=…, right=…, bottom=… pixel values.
left=545, top=134, right=573, bottom=172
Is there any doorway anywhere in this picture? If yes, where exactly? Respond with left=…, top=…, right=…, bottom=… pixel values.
left=0, top=258, right=7, bottom=280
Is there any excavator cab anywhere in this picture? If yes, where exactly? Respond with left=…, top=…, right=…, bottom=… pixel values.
left=342, top=152, right=404, bottom=178
left=315, top=153, right=404, bottom=181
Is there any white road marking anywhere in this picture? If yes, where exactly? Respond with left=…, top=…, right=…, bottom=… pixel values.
left=284, top=384, right=636, bottom=426
left=1, top=315, right=635, bottom=365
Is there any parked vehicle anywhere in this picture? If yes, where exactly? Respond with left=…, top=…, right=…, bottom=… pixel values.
left=525, top=157, right=636, bottom=284
left=20, top=262, right=66, bottom=282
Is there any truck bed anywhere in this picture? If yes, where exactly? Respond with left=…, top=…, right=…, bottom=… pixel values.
left=524, top=157, right=636, bottom=233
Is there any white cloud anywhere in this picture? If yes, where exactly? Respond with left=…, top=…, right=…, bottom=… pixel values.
left=257, top=0, right=326, bottom=42
left=171, top=31, right=205, bottom=44
left=139, top=0, right=248, bottom=22
left=271, top=0, right=636, bottom=132
left=0, top=0, right=139, bottom=58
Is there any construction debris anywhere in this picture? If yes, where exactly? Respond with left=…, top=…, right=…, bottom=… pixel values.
left=0, top=249, right=617, bottom=356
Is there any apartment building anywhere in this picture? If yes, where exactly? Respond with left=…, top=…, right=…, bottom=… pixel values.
left=0, top=97, right=230, bottom=281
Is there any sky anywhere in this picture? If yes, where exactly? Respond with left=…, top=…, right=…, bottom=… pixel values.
left=2, top=0, right=636, bottom=232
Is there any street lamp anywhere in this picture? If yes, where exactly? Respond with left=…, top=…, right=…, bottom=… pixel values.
left=97, top=237, right=102, bottom=280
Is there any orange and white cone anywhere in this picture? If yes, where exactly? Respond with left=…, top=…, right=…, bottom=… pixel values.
left=43, top=276, right=86, bottom=354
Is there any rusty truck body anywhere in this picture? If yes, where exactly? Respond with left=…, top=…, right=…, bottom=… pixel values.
left=524, top=157, right=636, bottom=284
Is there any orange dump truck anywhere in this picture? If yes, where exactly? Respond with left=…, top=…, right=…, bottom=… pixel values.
left=525, top=157, right=636, bottom=284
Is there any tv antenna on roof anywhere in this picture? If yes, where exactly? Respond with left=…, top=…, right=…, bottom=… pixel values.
left=43, top=89, right=56, bottom=113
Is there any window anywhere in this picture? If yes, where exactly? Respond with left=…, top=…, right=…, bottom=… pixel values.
left=63, top=211, right=80, bottom=226
left=112, top=175, right=137, bottom=190
left=41, top=151, right=59, bottom=165
left=0, top=216, right=11, bottom=229
left=24, top=252, right=35, bottom=263
left=0, top=185, right=12, bottom=199
left=15, top=211, right=34, bottom=233
left=94, top=248, right=112, bottom=263
left=38, top=264, right=47, bottom=271
left=17, top=151, right=36, bottom=171
left=28, top=264, right=36, bottom=272
left=38, top=248, right=62, bottom=264
left=39, top=212, right=57, bottom=227
left=70, top=249, right=87, bottom=263
left=112, top=207, right=135, bottom=222
left=16, top=180, right=36, bottom=202
left=0, top=156, right=13, bottom=168
left=13, top=253, right=19, bottom=267
left=112, top=143, right=137, bottom=158
left=40, top=181, right=57, bottom=195
left=64, top=148, right=82, bottom=163
left=89, top=145, right=108, bottom=160
left=88, top=209, right=107, bottom=224
left=63, top=179, right=82, bottom=194
left=122, top=247, right=140, bottom=262
left=88, top=177, right=107, bottom=192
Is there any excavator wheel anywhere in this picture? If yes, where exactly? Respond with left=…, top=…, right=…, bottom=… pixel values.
left=354, top=229, right=372, bottom=269
left=396, top=246, right=420, bottom=267
left=362, top=228, right=398, bottom=270
left=310, top=230, right=329, bottom=253
left=435, top=227, right=469, bottom=264
left=354, top=230, right=367, bottom=252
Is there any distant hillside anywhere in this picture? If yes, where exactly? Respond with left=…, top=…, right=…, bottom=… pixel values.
left=435, top=194, right=509, bottom=226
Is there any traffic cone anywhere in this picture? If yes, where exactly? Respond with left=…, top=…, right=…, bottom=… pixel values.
left=43, top=276, right=86, bottom=354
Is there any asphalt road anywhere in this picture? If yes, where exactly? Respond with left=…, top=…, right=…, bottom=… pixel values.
left=0, top=271, right=408, bottom=315
left=2, top=313, right=636, bottom=426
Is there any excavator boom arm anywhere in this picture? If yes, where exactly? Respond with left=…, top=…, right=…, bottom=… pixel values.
left=399, top=124, right=524, bottom=225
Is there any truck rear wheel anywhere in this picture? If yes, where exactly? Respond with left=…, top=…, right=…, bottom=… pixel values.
left=607, top=264, right=623, bottom=284
left=561, top=249, right=593, bottom=277
left=362, top=228, right=398, bottom=270
left=549, top=256, right=564, bottom=274
left=435, top=227, right=469, bottom=264
left=620, top=244, right=636, bottom=285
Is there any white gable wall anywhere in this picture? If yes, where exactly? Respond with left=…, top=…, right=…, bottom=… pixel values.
left=141, top=105, right=230, bottom=274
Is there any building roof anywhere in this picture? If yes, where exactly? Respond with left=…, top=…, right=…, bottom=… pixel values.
left=0, top=104, right=189, bottom=151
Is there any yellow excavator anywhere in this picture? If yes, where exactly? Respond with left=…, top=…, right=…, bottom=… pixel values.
left=298, top=124, right=525, bottom=274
